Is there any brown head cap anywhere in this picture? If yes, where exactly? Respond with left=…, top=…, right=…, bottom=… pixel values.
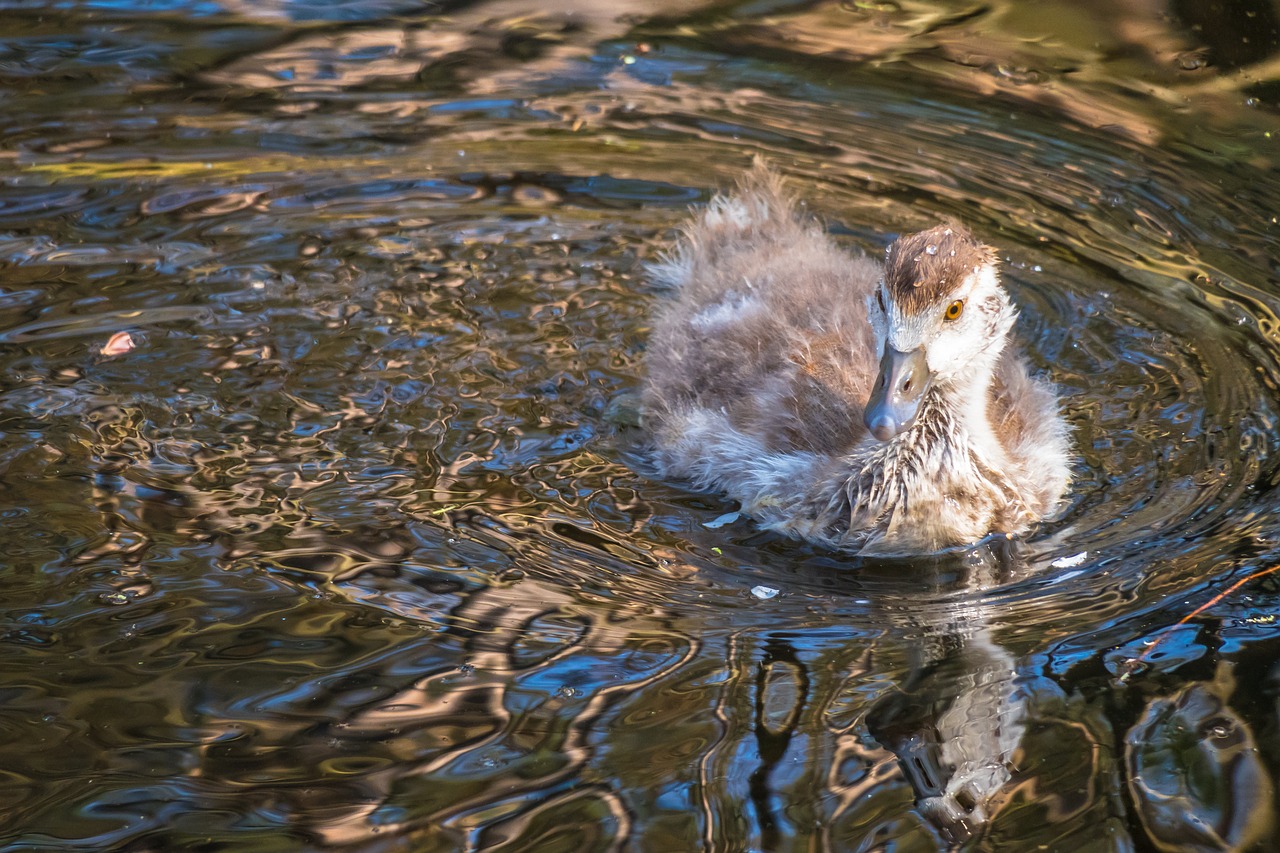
left=884, top=224, right=997, bottom=313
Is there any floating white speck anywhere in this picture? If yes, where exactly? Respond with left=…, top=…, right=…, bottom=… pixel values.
left=925, top=244, right=938, bottom=255
left=703, top=511, right=740, bottom=529
left=751, top=585, right=780, bottom=600
left=1050, top=551, right=1088, bottom=569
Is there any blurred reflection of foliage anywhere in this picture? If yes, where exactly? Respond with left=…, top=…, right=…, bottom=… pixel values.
left=1126, top=662, right=1275, bottom=853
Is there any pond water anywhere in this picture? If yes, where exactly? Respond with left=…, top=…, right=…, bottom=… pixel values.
left=2, top=0, right=1280, bottom=849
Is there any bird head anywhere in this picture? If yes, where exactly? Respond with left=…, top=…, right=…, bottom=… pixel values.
left=863, top=224, right=1015, bottom=442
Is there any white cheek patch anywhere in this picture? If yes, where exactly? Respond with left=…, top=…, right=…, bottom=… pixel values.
left=924, top=329, right=975, bottom=374
left=921, top=267, right=1000, bottom=373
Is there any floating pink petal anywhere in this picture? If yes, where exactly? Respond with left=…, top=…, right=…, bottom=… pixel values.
left=100, top=331, right=135, bottom=357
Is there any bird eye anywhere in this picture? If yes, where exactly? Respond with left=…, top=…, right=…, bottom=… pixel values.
left=944, top=299, right=964, bottom=321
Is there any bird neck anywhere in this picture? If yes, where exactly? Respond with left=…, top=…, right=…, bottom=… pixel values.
left=935, top=341, right=1005, bottom=456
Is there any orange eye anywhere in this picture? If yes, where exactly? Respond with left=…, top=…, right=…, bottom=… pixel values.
left=944, top=299, right=964, bottom=321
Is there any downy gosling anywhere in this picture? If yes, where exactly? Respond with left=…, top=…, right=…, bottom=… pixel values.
left=642, top=166, right=1071, bottom=555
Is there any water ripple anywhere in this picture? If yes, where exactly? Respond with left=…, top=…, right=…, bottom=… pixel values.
left=3, top=1, right=1280, bottom=850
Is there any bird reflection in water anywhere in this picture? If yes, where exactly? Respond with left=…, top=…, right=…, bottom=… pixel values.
left=863, top=547, right=1027, bottom=842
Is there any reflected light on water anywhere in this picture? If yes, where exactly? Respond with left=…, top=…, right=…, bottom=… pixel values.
left=1, top=0, right=1280, bottom=850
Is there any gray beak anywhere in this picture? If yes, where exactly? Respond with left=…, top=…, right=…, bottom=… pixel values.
left=864, top=345, right=932, bottom=441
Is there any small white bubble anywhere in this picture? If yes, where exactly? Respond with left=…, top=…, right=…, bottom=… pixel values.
left=925, top=244, right=938, bottom=255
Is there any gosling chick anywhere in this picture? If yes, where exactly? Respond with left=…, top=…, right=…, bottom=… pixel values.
left=642, top=166, right=1071, bottom=554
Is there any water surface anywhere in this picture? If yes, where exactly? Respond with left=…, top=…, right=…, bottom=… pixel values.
left=2, top=0, right=1280, bottom=849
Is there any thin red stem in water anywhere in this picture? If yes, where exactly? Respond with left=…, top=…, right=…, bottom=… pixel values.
left=1137, top=562, right=1280, bottom=664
